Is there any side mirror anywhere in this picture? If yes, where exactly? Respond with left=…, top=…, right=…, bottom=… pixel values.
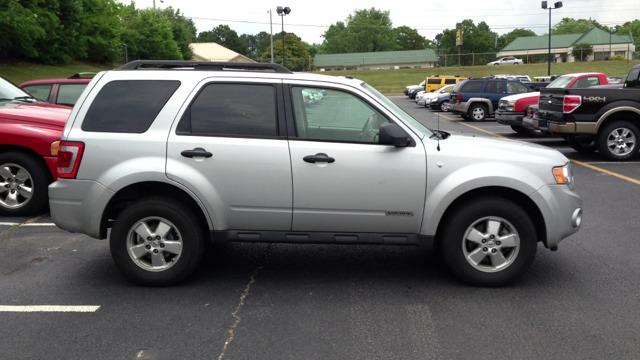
left=379, top=123, right=412, bottom=147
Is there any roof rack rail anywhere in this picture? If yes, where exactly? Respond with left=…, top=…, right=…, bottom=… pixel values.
left=68, top=72, right=97, bottom=79
left=117, top=60, right=293, bottom=74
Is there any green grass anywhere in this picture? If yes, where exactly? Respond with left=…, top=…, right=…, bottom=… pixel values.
left=320, top=60, right=640, bottom=94
left=0, top=61, right=113, bottom=85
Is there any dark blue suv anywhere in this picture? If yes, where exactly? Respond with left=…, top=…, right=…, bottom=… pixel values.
left=450, top=79, right=530, bottom=121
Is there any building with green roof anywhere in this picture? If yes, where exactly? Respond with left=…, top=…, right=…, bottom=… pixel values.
left=314, top=49, right=438, bottom=71
left=498, top=27, right=635, bottom=63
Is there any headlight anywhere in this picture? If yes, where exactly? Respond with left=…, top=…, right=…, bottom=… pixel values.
left=504, top=100, right=515, bottom=112
left=552, top=163, right=574, bottom=188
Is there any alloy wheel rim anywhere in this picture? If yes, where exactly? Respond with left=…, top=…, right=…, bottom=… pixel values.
left=472, top=107, right=484, bottom=120
left=607, top=127, right=636, bottom=156
left=461, top=216, right=520, bottom=273
left=0, top=163, right=34, bottom=209
left=126, top=216, right=183, bottom=272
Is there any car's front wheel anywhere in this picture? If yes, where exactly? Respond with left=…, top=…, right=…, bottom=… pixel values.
left=440, top=100, right=451, bottom=112
left=440, top=197, right=537, bottom=286
left=110, top=198, right=205, bottom=286
left=0, top=152, right=50, bottom=216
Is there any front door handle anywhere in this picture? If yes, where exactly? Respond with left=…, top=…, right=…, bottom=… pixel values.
left=303, top=153, right=335, bottom=164
left=181, top=147, right=212, bottom=158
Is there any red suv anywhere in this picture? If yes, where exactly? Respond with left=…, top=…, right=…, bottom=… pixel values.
left=0, top=76, right=71, bottom=215
left=20, top=73, right=94, bottom=107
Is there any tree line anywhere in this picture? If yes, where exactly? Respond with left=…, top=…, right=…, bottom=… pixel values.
left=1, top=2, right=639, bottom=69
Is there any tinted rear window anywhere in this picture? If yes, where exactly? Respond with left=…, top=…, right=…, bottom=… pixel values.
left=427, top=78, right=441, bottom=84
left=444, top=78, right=457, bottom=84
left=485, top=81, right=500, bottom=93
left=82, top=80, right=180, bottom=133
left=177, top=83, right=277, bottom=137
left=57, top=84, right=86, bottom=105
left=460, top=81, right=483, bottom=92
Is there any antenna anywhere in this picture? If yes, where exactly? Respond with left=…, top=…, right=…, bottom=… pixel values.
left=436, top=112, right=441, bottom=151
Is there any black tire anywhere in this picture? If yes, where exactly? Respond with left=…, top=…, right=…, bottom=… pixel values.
left=597, top=120, right=640, bottom=161
left=0, top=151, right=50, bottom=216
left=439, top=197, right=537, bottom=286
left=565, top=135, right=597, bottom=153
left=440, top=100, right=451, bottom=112
left=468, top=103, right=488, bottom=122
left=110, top=197, right=206, bottom=286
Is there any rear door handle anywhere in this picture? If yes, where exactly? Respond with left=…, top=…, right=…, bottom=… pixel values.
left=181, top=147, right=212, bottom=158
left=303, top=153, right=335, bottom=164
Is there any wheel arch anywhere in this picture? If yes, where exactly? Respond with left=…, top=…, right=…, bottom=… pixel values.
left=100, top=181, right=213, bottom=239
left=595, top=107, right=640, bottom=133
left=433, top=186, right=548, bottom=248
left=0, top=145, right=54, bottom=182
left=466, top=98, right=494, bottom=114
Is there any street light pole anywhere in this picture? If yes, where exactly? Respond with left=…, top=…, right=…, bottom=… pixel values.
left=269, top=9, right=274, bottom=63
left=276, top=6, right=291, bottom=67
left=542, top=1, right=562, bottom=76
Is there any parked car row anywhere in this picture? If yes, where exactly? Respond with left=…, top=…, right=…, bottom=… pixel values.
left=404, top=67, right=640, bottom=161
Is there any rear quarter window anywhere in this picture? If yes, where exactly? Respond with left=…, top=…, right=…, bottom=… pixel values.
left=82, top=80, right=180, bottom=133
left=460, top=81, right=483, bottom=92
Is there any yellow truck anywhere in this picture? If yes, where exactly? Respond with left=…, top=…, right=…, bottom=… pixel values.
left=425, top=75, right=467, bottom=92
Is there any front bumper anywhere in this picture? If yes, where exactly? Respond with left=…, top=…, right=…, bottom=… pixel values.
left=495, top=111, right=523, bottom=126
left=49, top=179, right=114, bottom=239
left=530, top=184, right=582, bottom=249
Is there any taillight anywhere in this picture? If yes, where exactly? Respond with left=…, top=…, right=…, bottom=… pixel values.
left=563, top=95, right=582, bottom=113
left=455, top=93, right=463, bottom=102
left=56, top=141, right=84, bottom=179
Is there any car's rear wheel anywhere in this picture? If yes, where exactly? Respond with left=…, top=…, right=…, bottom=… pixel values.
left=597, top=120, right=639, bottom=161
left=110, top=198, right=205, bottom=286
left=469, top=104, right=488, bottom=121
left=0, top=152, right=50, bottom=216
left=566, top=135, right=597, bottom=153
left=440, top=197, right=537, bottom=286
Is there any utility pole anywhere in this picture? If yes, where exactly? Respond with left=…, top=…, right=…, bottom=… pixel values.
left=609, top=26, right=612, bottom=60
left=269, top=9, right=274, bottom=63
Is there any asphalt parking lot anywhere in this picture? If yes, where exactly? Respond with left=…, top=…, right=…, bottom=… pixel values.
left=1, top=97, right=640, bottom=360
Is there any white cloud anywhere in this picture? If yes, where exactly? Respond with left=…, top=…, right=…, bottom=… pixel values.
left=126, top=0, right=640, bottom=43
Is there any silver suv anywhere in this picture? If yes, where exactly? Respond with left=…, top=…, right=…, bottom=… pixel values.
left=49, top=61, right=582, bottom=286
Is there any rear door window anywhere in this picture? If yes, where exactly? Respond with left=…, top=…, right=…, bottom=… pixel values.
left=444, top=78, right=457, bottom=84
left=82, top=80, right=180, bottom=133
left=57, top=84, right=87, bottom=106
left=427, top=78, right=442, bottom=84
left=485, top=81, right=502, bottom=93
left=573, top=77, right=600, bottom=88
left=178, top=83, right=278, bottom=138
left=461, top=81, right=483, bottom=92
left=22, top=85, right=51, bottom=102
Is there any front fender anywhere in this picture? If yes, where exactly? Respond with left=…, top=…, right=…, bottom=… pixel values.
left=421, top=161, right=546, bottom=236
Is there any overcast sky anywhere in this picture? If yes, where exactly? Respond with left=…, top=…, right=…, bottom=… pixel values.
left=129, top=0, right=640, bottom=43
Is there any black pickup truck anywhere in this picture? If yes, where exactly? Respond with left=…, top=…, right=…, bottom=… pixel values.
left=534, top=64, right=640, bottom=160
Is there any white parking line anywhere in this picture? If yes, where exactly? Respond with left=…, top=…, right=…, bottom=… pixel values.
left=0, top=305, right=100, bottom=312
left=0, top=222, right=57, bottom=227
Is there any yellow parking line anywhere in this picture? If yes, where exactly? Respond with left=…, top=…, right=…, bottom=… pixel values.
left=571, top=159, right=640, bottom=186
left=437, top=113, right=640, bottom=186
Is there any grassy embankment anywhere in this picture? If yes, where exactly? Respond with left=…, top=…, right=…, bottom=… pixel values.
left=321, top=60, right=640, bottom=94
left=0, top=61, right=113, bottom=84
left=1, top=59, right=638, bottom=94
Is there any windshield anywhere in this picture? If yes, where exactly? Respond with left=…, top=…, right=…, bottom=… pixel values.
left=0, top=77, right=29, bottom=100
left=547, top=76, right=573, bottom=88
left=361, top=82, right=431, bottom=138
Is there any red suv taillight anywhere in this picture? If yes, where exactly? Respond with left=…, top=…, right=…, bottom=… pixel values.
left=563, top=95, right=582, bottom=113
left=454, top=93, right=463, bottom=103
left=56, top=141, right=84, bottom=179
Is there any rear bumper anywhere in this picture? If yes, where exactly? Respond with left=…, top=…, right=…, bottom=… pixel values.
left=451, top=101, right=469, bottom=114
left=548, top=121, right=598, bottom=135
left=523, top=115, right=549, bottom=131
left=495, top=111, right=523, bottom=126
left=49, top=179, right=114, bottom=239
left=531, top=184, right=583, bottom=249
